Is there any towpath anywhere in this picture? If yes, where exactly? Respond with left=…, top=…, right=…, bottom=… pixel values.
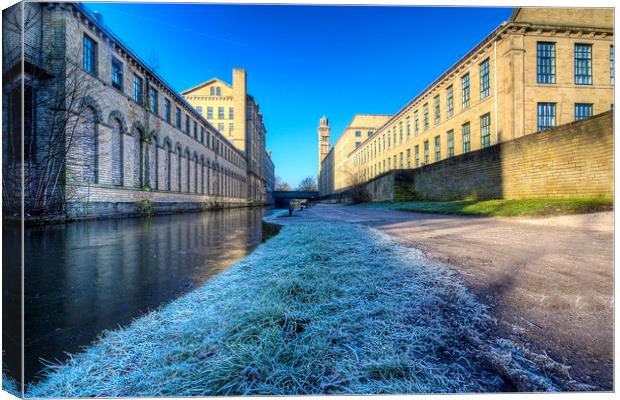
left=270, top=204, right=614, bottom=389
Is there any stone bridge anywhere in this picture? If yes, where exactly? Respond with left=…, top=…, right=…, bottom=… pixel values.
left=273, top=191, right=319, bottom=209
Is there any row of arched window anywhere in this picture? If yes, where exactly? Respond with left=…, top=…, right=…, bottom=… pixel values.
left=76, top=98, right=247, bottom=200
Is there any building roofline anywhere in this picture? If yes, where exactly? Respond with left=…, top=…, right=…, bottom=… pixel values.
left=330, top=114, right=394, bottom=149
left=181, top=78, right=231, bottom=95
left=509, top=7, right=522, bottom=22
left=71, top=2, right=244, bottom=158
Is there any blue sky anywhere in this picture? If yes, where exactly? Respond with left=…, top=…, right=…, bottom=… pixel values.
left=85, top=2, right=514, bottom=187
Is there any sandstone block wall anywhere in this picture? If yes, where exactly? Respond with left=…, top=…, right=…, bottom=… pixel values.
left=343, top=111, right=613, bottom=202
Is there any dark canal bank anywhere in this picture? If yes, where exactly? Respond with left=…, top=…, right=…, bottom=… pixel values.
left=3, top=207, right=275, bottom=385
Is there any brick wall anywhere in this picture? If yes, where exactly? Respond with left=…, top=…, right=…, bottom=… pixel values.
left=343, top=111, right=613, bottom=202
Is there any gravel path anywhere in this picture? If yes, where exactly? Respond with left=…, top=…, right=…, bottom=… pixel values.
left=271, top=204, right=614, bottom=389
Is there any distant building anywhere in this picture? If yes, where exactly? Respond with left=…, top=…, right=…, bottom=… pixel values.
left=182, top=69, right=270, bottom=204
left=317, top=116, right=330, bottom=175
left=318, top=115, right=391, bottom=195
left=321, top=7, right=614, bottom=195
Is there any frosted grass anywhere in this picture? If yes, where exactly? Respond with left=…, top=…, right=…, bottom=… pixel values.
left=2, top=371, right=20, bottom=397
left=27, top=223, right=578, bottom=397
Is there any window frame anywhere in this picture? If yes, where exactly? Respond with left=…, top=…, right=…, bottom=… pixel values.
left=480, top=58, right=491, bottom=99
left=83, top=34, right=97, bottom=75
left=133, top=74, right=143, bottom=104
left=164, top=98, right=171, bottom=123
left=406, top=117, right=410, bottom=140
left=149, top=86, right=158, bottom=115
left=446, top=85, right=454, bottom=118
left=447, top=129, right=454, bottom=157
left=111, top=57, right=123, bottom=91
left=574, top=103, right=593, bottom=121
left=480, top=113, right=491, bottom=148
left=536, top=42, right=556, bottom=84
left=461, top=73, right=470, bottom=109
left=462, top=122, right=471, bottom=153
left=537, top=102, right=556, bottom=131
left=574, top=43, right=593, bottom=85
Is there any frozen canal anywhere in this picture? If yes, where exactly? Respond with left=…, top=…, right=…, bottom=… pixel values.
left=3, top=208, right=272, bottom=385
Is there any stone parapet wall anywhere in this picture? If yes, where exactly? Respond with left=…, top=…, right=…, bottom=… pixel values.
left=327, top=111, right=613, bottom=203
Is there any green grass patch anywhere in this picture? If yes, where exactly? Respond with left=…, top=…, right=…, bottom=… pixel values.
left=360, top=197, right=613, bottom=217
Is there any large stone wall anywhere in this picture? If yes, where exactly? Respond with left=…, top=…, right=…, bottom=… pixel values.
left=332, top=111, right=613, bottom=202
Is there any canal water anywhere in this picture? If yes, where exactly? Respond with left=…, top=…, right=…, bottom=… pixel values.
left=3, top=207, right=272, bottom=385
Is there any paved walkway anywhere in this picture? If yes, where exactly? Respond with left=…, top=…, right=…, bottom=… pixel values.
left=270, top=204, right=614, bottom=389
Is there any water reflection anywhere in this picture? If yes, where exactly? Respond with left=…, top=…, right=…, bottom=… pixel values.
left=4, top=208, right=267, bottom=385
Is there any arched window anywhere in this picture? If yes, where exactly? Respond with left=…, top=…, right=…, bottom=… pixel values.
left=216, top=87, right=221, bottom=96
left=150, top=135, right=159, bottom=190
left=185, top=150, right=191, bottom=193
left=200, top=157, right=205, bottom=194
left=206, top=160, right=211, bottom=195
left=214, top=164, right=220, bottom=196
left=226, top=170, right=230, bottom=197
left=81, top=106, right=98, bottom=183
left=133, top=128, right=143, bottom=188
left=210, top=86, right=215, bottom=96
left=110, top=118, right=123, bottom=186
left=194, top=155, right=199, bottom=194
left=164, top=140, right=172, bottom=191
left=177, top=147, right=182, bottom=192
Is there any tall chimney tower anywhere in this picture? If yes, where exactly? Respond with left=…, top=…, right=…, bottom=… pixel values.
left=317, top=115, right=330, bottom=174
left=232, top=68, right=247, bottom=153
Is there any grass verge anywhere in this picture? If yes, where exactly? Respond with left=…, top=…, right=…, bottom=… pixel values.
left=2, top=371, right=19, bottom=397
left=360, top=197, right=613, bottom=217
left=29, top=223, right=584, bottom=397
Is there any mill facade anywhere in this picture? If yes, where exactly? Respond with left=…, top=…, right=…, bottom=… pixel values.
left=2, top=2, right=274, bottom=218
left=319, top=7, right=614, bottom=196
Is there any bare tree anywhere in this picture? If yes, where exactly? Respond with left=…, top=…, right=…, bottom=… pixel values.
left=274, top=176, right=291, bottom=191
left=345, top=169, right=370, bottom=204
left=2, top=3, right=99, bottom=217
left=296, top=176, right=317, bottom=192
left=146, top=49, right=161, bottom=72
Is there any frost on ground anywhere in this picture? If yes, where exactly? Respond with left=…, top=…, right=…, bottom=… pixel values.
left=2, top=371, right=20, bottom=398
left=29, top=223, right=581, bottom=397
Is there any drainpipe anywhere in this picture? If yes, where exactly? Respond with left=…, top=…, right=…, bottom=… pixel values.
left=494, top=40, right=498, bottom=145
